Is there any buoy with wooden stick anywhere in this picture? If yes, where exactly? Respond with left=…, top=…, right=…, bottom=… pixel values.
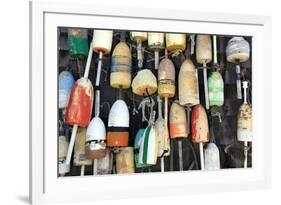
left=191, top=104, right=209, bottom=170
left=196, top=35, right=212, bottom=110
left=226, top=37, right=250, bottom=99
left=63, top=41, right=94, bottom=173
left=237, top=81, right=252, bottom=168
left=130, top=32, right=147, bottom=68
left=148, top=32, right=165, bottom=70
left=169, top=101, right=188, bottom=171
left=110, top=32, right=132, bottom=89
left=74, top=128, right=92, bottom=176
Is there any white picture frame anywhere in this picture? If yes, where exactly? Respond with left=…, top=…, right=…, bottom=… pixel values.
left=29, top=0, right=272, bottom=204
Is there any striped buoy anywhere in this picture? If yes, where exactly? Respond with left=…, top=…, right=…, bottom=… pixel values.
left=138, top=125, right=159, bottom=165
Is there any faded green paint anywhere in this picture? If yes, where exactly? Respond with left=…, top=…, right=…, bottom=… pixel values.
left=68, top=35, right=89, bottom=59
left=208, top=72, right=224, bottom=106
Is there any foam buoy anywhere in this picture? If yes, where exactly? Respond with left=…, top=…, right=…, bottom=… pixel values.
left=134, top=128, right=151, bottom=168
left=65, top=78, right=94, bottom=127
left=138, top=125, right=159, bottom=165
left=196, top=35, right=212, bottom=110
left=226, top=37, right=250, bottom=99
left=130, top=32, right=147, bottom=68
left=59, top=71, right=75, bottom=109
left=92, top=30, right=113, bottom=55
left=116, top=147, right=135, bottom=174
left=96, top=149, right=113, bottom=175
left=155, top=96, right=170, bottom=172
left=158, top=51, right=176, bottom=98
left=237, top=81, right=252, bottom=168
left=169, top=101, right=188, bottom=139
left=132, top=69, right=157, bottom=96
left=204, top=142, right=220, bottom=170
left=58, top=135, right=69, bottom=176
left=166, top=33, right=186, bottom=52
left=85, top=117, right=106, bottom=159
left=192, top=104, right=209, bottom=170
left=208, top=72, right=224, bottom=106
left=74, top=128, right=92, bottom=175
left=63, top=40, right=94, bottom=171
left=107, top=100, right=129, bottom=147
left=178, top=59, right=200, bottom=107
left=110, top=42, right=132, bottom=89
left=68, top=28, right=89, bottom=59
left=148, top=32, right=165, bottom=70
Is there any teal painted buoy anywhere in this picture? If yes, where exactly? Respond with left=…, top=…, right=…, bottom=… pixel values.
left=208, top=72, right=224, bottom=106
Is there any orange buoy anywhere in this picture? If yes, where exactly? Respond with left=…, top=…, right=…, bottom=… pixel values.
left=169, top=101, right=188, bottom=139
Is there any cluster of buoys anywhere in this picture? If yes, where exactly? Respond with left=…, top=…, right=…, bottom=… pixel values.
left=58, top=29, right=252, bottom=176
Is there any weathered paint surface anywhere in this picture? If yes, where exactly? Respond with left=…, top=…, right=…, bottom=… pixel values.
left=110, top=42, right=132, bottom=88
left=68, top=28, right=89, bottom=59
left=116, top=147, right=135, bottom=174
left=148, top=33, right=165, bottom=50
left=204, top=142, right=220, bottom=170
left=208, top=72, right=224, bottom=106
left=196, top=35, right=212, bottom=64
left=132, top=69, right=157, bottom=96
left=138, top=126, right=158, bottom=165
left=237, top=104, right=252, bottom=142
left=226, top=37, right=250, bottom=63
left=130, top=32, right=148, bottom=42
left=96, top=149, right=113, bottom=175
left=92, top=30, right=113, bottom=54
left=169, top=102, right=188, bottom=139
left=179, top=59, right=200, bottom=106
left=107, top=131, right=129, bottom=147
left=191, top=104, right=209, bottom=143
left=166, top=33, right=186, bottom=52
left=74, top=128, right=92, bottom=166
left=158, top=58, right=175, bottom=98
left=65, top=78, right=94, bottom=127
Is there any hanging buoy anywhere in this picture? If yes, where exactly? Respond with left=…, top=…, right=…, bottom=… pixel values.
left=158, top=55, right=176, bottom=98
left=226, top=37, right=250, bottom=99
left=65, top=78, right=94, bottom=127
left=68, top=28, right=89, bottom=59
left=208, top=72, right=224, bottom=106
left=134, top=128, right=151, bottom=168
left=63, top=40, right=94, bottom=170
left=96, top=149, right=113, bottom=175
left=138, top=125, right=159, bottom=165
left=165, top=33, right=186, bottom=52
left=85, top=117, right=107, bottom=159
left=178, top=59, right=200, bottom=107
left=59, top=71, right=75, bottom=109
left=116, top=147, right=135, bottom=174
left=74, top=128, right=92, bottom=176
left=148, top=32, right=165, bottom=70
left=237, top=104, right=252, bottom=142
left=130, top=32, right=147, bottom=68
left=204, top=142, right=220, bottom=170
left=238, top=81, right=252, bottom=168
left=92, top=30, right=113, bottom=55
left=192, top=104, right=209, bottom=170
left=131, top=69, right=157, bottom=96
left=196, top=35, right=212, bottom=110
left=107, top=100, right=129, bottom=147
left=155, top=97, right=170, bottom=157
left=58, top=135, right=69, bottom=176
left=110, top=42, right=132, bottom=89
left=169, top=101, right=188, bottom=139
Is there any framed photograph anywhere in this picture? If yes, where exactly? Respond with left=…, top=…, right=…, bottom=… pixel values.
left=30, top=0, right=272, bottom=204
